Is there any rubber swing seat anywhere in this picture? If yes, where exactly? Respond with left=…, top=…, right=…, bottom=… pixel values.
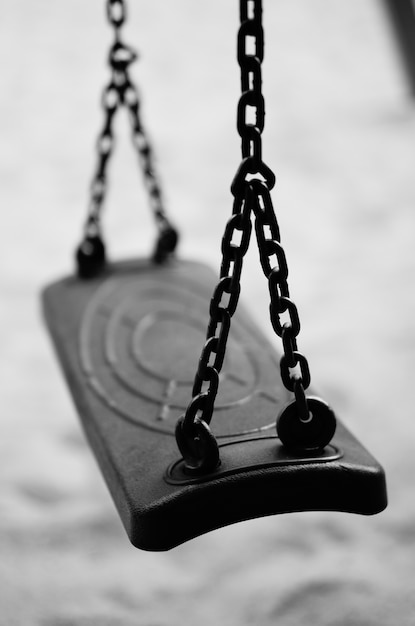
left=42, top=258, right=387, bottom=551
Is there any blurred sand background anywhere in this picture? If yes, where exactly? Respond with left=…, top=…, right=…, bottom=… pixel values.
left=1, top=1, right=415, bottom=624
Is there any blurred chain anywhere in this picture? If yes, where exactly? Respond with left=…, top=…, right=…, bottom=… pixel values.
left=176, top=0, right=314, bottom=472
left=77, top=0, right=178, bottom=277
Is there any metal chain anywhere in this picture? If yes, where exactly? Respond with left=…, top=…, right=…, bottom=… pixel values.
left=77, top=0, right=178, bottom=276
left=176, top=0, right=313, bottom=472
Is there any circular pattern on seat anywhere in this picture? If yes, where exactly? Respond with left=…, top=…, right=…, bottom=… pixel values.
left=79, top=266, right=281, bottom=437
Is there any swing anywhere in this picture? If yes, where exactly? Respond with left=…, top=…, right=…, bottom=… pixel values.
left=42, top=0, right=387, bottom=551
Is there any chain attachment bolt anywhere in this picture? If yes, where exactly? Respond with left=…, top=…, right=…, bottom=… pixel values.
left=175, top=413, right=220, bottom=475
left=277, top=396, right=337, bottom=452
left=76, top=234, right=106, bottom=279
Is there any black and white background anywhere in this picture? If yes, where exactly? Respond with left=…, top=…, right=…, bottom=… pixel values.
left=1, top=1, right=415, bottom=624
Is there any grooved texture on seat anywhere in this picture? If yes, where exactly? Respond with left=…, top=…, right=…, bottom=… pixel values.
left=42, top=259, right=387, bottom=550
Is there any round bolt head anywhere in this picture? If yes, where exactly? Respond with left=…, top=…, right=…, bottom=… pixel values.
left=277, top=396, right=336, bottom=452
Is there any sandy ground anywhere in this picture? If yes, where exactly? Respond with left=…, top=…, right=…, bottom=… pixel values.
left=2, top=1, right=415, bottom=624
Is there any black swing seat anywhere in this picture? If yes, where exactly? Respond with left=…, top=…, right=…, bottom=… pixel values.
left=42, top=258, right=387, bottom=551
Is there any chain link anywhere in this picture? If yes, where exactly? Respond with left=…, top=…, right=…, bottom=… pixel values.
left=176, top=0, right=315, bottom=472
left=77, top=0, right=178, bottom=275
